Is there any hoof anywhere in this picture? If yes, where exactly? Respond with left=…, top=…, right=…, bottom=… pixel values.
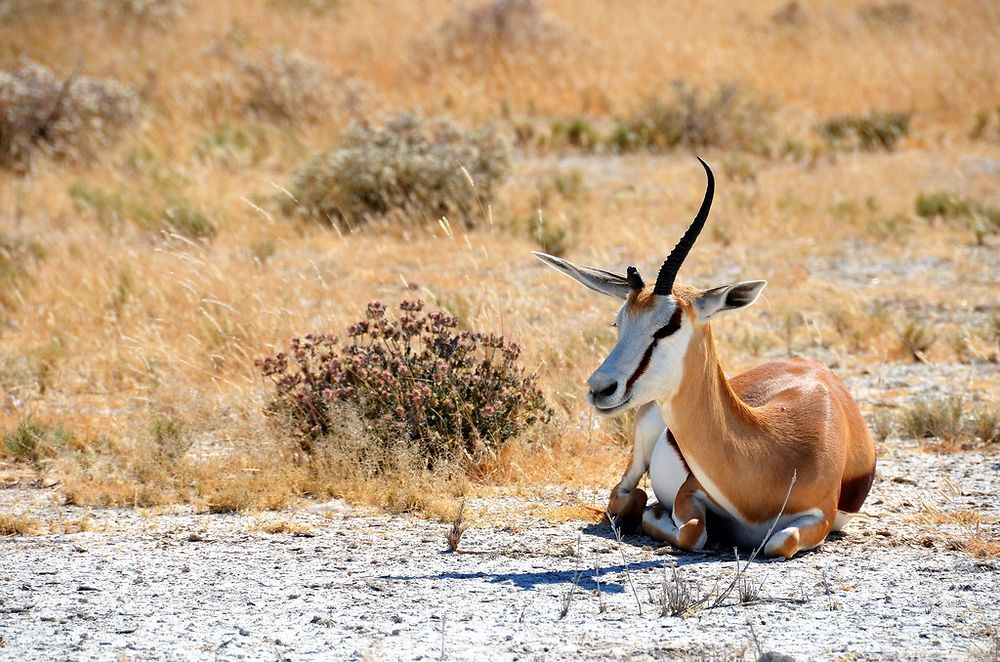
left=608, top=487, right=647, bottom=533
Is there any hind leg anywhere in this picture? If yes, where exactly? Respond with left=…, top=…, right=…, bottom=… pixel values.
left=763, top=510, right=834, bottom=559
left=671, top=475, right=709, bottom=550
left=641, top=473, right=708, bottom=551
left=641, top=502, right=680, bottom=546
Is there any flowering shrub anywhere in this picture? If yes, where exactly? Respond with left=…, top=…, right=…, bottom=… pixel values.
left=257, top=300, right=551, bottom=467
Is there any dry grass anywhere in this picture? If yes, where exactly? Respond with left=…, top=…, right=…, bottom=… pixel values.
left=48, top=515, right=95, bottom=534
left=907, top=507, right=1000, bottom=559
left=900, top=398, right=1000, bottom=450
left=907, top=508, right=995, bottom=528
left=446, top=499, right=467, bottom=551
left=526, top=503, right=604, bottom=524
left=251, top=518, right=313, bottom=535
left=0, top=0, right=998, bottom=514
left=0, top=512, right=41, bottom=536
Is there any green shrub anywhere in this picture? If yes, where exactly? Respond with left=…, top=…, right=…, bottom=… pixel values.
left=0, top=57, right=139, bottom=172
left=257, top=300, right=552, bottom=467
left=970, top=107, right=1000, bottom=141
left=819, top=111, right=910, bottom=151
left=915, top=191, right=1000, bottom=244
left=611, top=81, right=777, bottom=153
left=2, top=416, right=71, bottom=463
left=915, top=191, right=972, bottom=219
left=283, top=112, right=510, bottom=227
left=551, top=117, right=599, bottom=150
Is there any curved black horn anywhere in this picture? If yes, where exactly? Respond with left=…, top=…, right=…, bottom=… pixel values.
left=626, top=266, right=644, bottom=290
left=652, top=157, right=715, bottom=296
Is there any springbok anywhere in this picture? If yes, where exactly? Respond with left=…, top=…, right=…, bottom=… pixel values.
left=534, top=158, right=876, bottom=558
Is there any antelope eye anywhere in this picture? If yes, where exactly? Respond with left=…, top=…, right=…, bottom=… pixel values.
left=652, top=308, right=682, bottom=340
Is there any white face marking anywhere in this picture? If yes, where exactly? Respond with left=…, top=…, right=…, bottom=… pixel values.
left=586, top=296, right=694, bottom=415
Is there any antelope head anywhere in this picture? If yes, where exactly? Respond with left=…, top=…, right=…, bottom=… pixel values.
left=534, top=158, right=766, bottom=416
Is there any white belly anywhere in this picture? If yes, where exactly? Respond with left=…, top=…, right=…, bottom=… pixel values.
left=648, top=430, right=689, bottom=510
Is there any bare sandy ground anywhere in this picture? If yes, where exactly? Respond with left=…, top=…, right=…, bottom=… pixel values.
left=1, top=436, right=998, bottom=661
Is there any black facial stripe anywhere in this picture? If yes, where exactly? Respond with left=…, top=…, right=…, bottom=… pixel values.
left=626, top=341, right=656, bottom=391
left=652, top=307, right=683, bottom=340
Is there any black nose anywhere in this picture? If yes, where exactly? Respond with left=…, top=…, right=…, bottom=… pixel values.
left=593, top=382, right=618, bottom=399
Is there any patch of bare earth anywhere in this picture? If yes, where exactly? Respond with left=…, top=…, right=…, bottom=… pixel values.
left=1, top=438, right=997, bottom=660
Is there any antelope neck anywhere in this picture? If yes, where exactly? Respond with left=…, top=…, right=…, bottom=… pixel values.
left=664, top=324, right=763, bottom=472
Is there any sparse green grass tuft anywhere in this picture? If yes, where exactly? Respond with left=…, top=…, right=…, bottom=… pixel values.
left=857, top=2, right=915, bottom=27
left=870, top=410, right=894, bottom=443
left=915, top=191, right=973, bottom=220
left=901, top=397, right=964, bottom=443
left=2, top=416, right=72, bottom=464
left=901, top=397, right=1000, bottom=447
left=266, top=0, right=344, bottom=16
left=194, top=123, right=271, bottom=167
left=551, top=117, right=600, bottom=150
left=915, top=191, right=1000, bottom=244
left=820, top=111, right=910, bottom=151
left=161, top=203, right=216, bottom=240
left=69, top=181, right=216, bottom=240
left=970, top=107, right=1000, bottom=141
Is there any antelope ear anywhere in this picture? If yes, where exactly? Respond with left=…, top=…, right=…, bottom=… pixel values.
left=532, top=252, right=631, bottom=300
left=693, top=280, right=767, bottom=321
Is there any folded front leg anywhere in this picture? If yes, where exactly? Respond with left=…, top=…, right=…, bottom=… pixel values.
left=607, top=402, right=664, bottom=531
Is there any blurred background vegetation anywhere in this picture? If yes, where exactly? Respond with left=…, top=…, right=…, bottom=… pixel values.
left=1, top=0, right=998, bottom=516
